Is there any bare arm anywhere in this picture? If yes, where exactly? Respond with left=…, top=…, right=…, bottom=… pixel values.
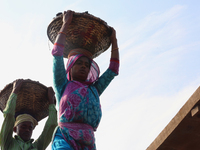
left=52, top=10, right=74, bottom=103
left=110, top=27, right=119, bottom=60
left=54, top=10, right=74, bottom=45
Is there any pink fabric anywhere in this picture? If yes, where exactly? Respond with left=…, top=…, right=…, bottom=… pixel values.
left=52, top=43, right=100, bottom=84
left=58, top=81, right=87, bottom=118
left=59, top=122, right=93, bottom=131
left=66, top=54, right=100, bottom=85
left=59, top=122, right=95, bottom=146
left=109, top=58, right=119, bottom=75
left=52, top=43, right=64, bottom=56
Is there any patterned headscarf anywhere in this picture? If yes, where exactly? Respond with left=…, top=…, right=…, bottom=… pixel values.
left=66, top=49, right=100, bottom=85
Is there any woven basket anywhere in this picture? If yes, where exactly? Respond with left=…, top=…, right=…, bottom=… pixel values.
left=47, top=11, right=112, bottom=58
left=0, top=79, right=51, bottom=122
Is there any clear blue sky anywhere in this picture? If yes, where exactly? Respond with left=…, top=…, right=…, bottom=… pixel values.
left=0, top=0, right=200, bottom=149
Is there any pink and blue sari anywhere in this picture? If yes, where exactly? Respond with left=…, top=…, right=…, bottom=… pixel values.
left=51, top=43, right=119, bottom=150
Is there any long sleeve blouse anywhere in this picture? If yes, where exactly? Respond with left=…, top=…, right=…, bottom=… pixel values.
left=0, top=93, right=57, bottom=150
left=52, top=43, right=119, bottom=149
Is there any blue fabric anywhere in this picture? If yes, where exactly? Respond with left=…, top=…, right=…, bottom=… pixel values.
left=52, top=55, right=118, bottom=149
left=53, top=55, right=67, bottom=105
left=52, top=129, right=73, bottom=150
left=53, top=56, right=117, bottom=108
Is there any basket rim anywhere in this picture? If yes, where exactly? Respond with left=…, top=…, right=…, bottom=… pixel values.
left=47, top=11, right=112, bottom=58
left=0, top=79, right=47, bottom=98
left=47, top=11, right=111, bottom=39
left=0, top=79, right=50, bottom=121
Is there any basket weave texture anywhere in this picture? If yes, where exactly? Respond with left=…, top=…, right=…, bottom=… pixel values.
left=47, top=11, right=112, bottom=58
left=0, top=79, right=50, bottom=122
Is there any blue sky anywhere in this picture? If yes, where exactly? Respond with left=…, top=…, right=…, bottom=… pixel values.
left=0, top=0, right=200, bottom=149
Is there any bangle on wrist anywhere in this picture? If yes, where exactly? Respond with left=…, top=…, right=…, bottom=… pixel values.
left=58, top=32, right=67, bottom=36
left=111, top=47, right=119, bottom=52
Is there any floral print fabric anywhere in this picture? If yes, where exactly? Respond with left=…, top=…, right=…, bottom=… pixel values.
left=52, top=43, right=119, bottom=150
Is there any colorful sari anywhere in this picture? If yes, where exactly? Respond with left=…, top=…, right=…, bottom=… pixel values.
left=51, top=43, right=119, bottom=150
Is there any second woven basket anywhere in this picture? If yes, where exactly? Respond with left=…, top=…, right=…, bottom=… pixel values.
left=0, top=79, right=53, bottom=122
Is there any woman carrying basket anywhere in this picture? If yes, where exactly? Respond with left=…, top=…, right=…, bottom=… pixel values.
left=51, top=10, right=119, bottom=150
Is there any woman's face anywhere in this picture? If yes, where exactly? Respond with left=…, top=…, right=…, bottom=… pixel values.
left=70, top=56, right=90, bottom=82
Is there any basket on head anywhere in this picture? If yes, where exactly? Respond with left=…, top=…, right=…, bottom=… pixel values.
left=47, top=11, right=112, bottom=59
left=0, top=79, right=51, bottom=122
